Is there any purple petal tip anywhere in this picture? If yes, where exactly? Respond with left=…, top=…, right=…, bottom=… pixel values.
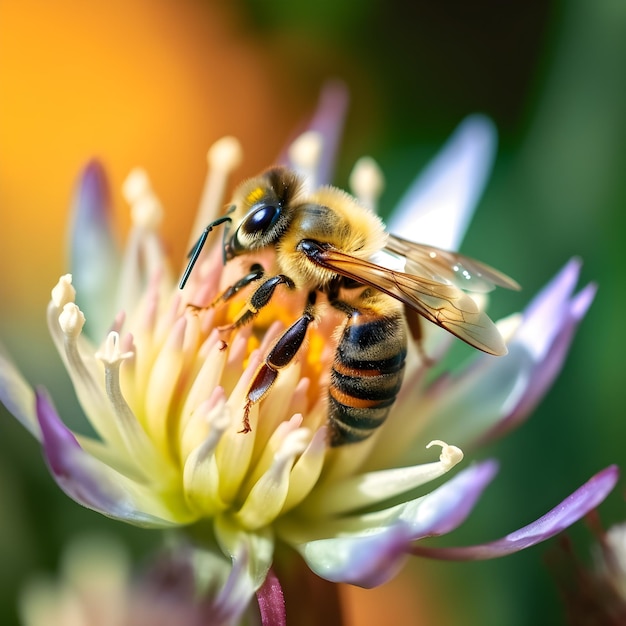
left=35, top=387, right=81, bottom=474
left=412, top=465, right=619, bottom=561
left=73, top=158, right=112, bottom=224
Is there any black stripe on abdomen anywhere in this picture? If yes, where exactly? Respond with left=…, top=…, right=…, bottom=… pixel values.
left=328, top=312, right=406, bottom=446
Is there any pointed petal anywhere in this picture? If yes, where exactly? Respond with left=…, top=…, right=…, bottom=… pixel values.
left=303, top=80, right=350, bottom=187
left=0, top=348, right=39, bottom=438
left=387, top=114, right=497, bottom=250
left=413, top=260, right=596, bottom=449
left=412, top=465, right=619, bottom=560
left=488, top=275, right=596, bottom=440
left=285, top=462, right=498, bottom=587
left=281, top=80, right=349, bottom=187
left=68, top=160, right=120, bottom=340
left=301, top=441, right=464, bottom=517
left=35, top=389, right=191, bottom=527
left=211, top=546, right=260, bottom=626
left=256, top=568, right=287, bottom=626
left=298, top=524, right=413, bottom=588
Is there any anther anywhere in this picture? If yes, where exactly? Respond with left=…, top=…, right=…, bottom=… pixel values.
left=426, top=439, right=463, bottom=469
left=208, top=136, right=243, bottom=173
left=51, top=274, right=76, bottom=309
left=122, top=168, right=150, bottom=203
left=122, top=168, right=163, bottom=230
left=59, top=303, right=86, bottom=338
left=288, top=131, right=323, bottom=191
left=349, top=156, right=385, bottom=211
left=188, top=137, right=243, bottom=251
left=95, top=331, right=134, bottom=365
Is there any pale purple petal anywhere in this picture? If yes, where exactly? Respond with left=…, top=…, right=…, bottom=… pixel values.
left=281, top=80, right=349, bottom=186
left=295, top=462, right=498, bottom=587
left=36, top=389, right=180, bottom=528
left=210, top=547, right=259, bottom=626
left=417, top=260, right=596, bottom=448
left=485, top=259, right=596, bottom=440
left=387, top=114, right=497, bottom=250
left=407, top=460, right=499, bottom=536
left=69, top=159, right=120, bottom=340
left=256, top=568, right=286, bottom=626
left=298, top=524, right=413, bottom=588
left=411, top=465, right=619, bottom=561
left=303, top=80, right=349, bottom=186
left=514, top=258, right=588, bottom=361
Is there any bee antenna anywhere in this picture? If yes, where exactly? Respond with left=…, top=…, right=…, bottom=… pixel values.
left=179, top=215, right=232, bottom=289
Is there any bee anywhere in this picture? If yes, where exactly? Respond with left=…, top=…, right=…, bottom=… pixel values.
left=180, top=167, right=519, bottom=446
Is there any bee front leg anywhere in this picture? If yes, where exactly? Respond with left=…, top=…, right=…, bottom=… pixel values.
left=211, top=264, right=265, bottom=307
left=185, top=265, right=265, bottom=314
left=220, top=273, right=296, bottom=330
left=240, top=300, right=316, bottom=433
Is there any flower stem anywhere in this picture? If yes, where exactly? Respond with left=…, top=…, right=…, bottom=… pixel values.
left=273, top=548, right=345, bottom=626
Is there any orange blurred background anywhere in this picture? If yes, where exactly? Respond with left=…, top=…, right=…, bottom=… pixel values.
left=1, top=2, right=423, bottom=624
left=0, top=0, right=313, bottom=327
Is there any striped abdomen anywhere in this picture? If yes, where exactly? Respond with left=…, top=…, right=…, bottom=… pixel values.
left=328, top=311, right=407, bottom=446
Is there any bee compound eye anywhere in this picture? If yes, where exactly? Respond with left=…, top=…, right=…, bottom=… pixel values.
left=241, top=204, right=280, bottom=235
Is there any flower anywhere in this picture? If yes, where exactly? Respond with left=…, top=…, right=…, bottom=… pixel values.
left=19, top=534, right=256, bottom=626
left=0, top=84, right=617, bottom=622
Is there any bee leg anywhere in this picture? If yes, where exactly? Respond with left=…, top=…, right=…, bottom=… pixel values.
left=220, top=274, right=295, bottom=330
left=211, top=264, right=265, bottom=306
left=241, top=301, right=316, bottom=433
left=185, top=265, right=265, bottom=314
left=403, top=304, right=434, bottom=367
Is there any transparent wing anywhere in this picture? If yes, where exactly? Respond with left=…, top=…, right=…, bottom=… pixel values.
left=385, top=234, right=520, bottom=293
left=306, top=244, right=509, bottom=355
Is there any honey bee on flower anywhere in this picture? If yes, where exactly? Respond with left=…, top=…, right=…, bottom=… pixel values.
left=0, top=83, right=617, bottom=624
left=180, top=166, right=519, bottom=445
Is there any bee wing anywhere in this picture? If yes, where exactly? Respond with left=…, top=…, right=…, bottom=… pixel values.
left=307, top=245, right=508, bottom=355
left=385, top=234, right=520, bottom=293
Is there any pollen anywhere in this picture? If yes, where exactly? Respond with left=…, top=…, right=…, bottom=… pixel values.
left=246, top=186, right=266, bottom=205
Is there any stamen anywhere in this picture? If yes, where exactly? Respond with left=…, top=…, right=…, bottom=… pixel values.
left=51, top=274, right=76, bottom=310
left=426, top=439, right=464, bottom=470
left=131, top=195, right=163, bottom=231
left=59, top=303, right=86, bottom=338
left=288, top=131, right=323, bottom=193
left=95, top=332, right=164, bottom=477
left=187, top=136, right=243, bottom=251
left=95, top=330, right=134, bottom=363
left=122, top=168, right=150, bottom=205
left=301, top=439, right=464, bottom=517
left=52, top=302, right=128, bottom=451
left=117, top=169, right=168, bottom=316
left=349, top=156, right=385, bottom=212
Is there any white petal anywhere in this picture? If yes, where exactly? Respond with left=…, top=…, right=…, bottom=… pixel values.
left=387, top=115, right=497, bottom=250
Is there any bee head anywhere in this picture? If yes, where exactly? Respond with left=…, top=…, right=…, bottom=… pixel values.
left=226, top=167, right=303, bottom=259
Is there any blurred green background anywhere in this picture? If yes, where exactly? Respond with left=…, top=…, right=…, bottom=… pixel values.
left=1, top=0, right=625, bottom=624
